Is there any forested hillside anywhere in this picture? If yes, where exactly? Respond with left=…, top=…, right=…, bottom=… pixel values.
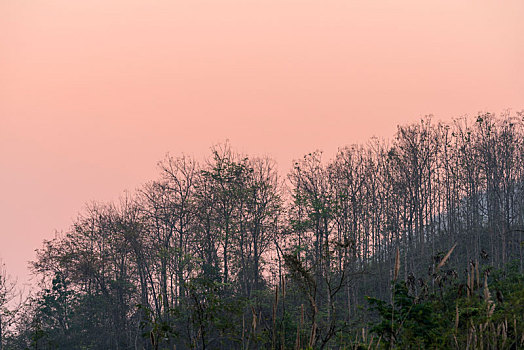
left=2, top=112, right=524, bottom=349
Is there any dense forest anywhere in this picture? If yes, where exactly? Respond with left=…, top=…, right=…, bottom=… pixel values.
left=1, top=112, right=524, bottom=349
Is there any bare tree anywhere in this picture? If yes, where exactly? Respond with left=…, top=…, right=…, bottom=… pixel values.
left=0, top=262, right=19, bottom=350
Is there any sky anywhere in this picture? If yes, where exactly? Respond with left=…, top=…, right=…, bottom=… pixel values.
left=1, top=0, right=523, bottom=288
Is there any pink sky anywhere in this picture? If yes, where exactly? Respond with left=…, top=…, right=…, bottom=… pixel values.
left=1, top=0, right=523, bottom=287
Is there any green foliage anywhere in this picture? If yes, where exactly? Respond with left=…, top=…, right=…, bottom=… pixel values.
left=137, top=303, right=180, bottom=350
left=367, top=282, right=438, bottom=348
left=366, top=263, right=524, bottom=349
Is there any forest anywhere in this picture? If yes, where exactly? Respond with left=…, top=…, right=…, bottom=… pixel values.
left=1, top=111, right=524, bottom=349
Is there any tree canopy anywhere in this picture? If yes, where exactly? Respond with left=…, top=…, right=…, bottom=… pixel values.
left=2, top=112, right=524, bottom=349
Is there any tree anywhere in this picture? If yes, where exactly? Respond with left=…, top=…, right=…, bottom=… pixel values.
left=0, top=262, right=19, bottom=350
left=10, top=111, right=524, bottom=349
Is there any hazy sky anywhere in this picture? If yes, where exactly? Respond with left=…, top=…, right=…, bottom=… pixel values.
left=1, top=0, right=523, bottom=286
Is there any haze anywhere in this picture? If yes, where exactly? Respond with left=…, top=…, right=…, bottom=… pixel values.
left=1, top=0, right=523, bottom=286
